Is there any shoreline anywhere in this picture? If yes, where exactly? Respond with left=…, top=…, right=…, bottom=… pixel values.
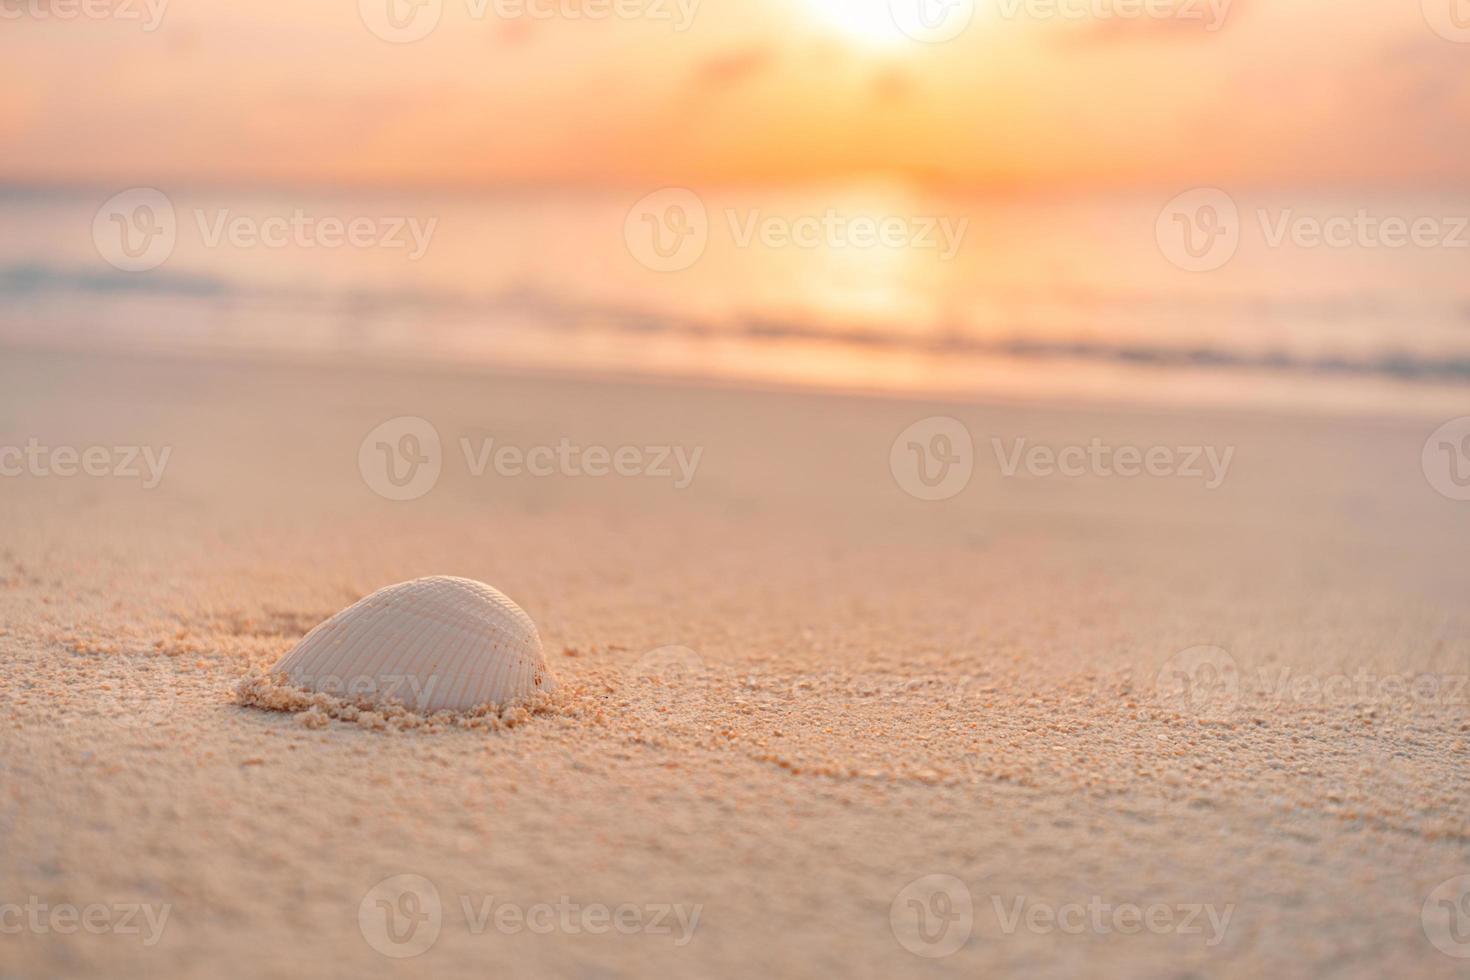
left=2, top=332, right=1466, bottom=426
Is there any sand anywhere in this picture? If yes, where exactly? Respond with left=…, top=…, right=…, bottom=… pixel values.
left=1, top=347, right=1468, bottom=978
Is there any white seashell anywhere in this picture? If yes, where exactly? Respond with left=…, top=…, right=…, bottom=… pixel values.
left=272, top=576, right=553, bottom=713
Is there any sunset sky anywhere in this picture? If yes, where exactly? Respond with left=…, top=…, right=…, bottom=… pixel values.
left=3, top=0, right=1467, bottom=188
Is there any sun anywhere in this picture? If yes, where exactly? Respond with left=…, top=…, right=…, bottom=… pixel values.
left=802, top=0, right=909, bottom=46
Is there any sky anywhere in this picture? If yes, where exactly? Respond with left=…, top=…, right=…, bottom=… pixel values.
left=3, top=0, right=1468, bottom=188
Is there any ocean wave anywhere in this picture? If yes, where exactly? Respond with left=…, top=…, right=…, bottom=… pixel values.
left=3, top=262, right=1468, bottom=385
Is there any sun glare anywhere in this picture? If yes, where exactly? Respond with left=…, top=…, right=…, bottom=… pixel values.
left=802, top=0, right=909, bottom=46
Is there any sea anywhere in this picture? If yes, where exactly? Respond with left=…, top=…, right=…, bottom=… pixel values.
left=3, top=182, right=1468, bottom=416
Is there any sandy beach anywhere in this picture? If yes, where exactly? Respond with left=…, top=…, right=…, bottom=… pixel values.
left=11, top=0, right=1470, bottom=974
left=1, top=346, right=1467, bottom=978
